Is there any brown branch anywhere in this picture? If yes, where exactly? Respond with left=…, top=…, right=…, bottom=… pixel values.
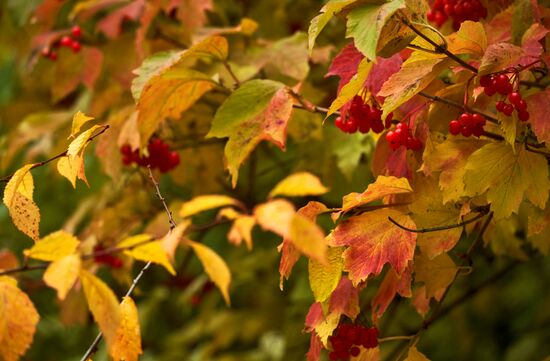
left=418, top=92, right=498, bottom=123
left=222, top=60, right=241, bottom=88
left=388, top=211, right=487, bottom=234
left=0, top=125, right=109, bottom=184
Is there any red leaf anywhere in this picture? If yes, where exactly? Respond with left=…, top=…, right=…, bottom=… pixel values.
left=329, top=208, right=416, bottom=285
left=306, top=334, right=323, bottom=361
left=367, top=53, right=402, bottom=96
left=371, top=265, right=412, bottom=322
left=97, top=0, right=145, bottom=39
left=328, top=278, right=360, bottom=319
left=526, top=89, right=550, bottom=145
left=326, top=43, right=364, bottom=92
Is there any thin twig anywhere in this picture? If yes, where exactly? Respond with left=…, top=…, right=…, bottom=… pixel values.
left=0, top=125, right=109, bottom=184
left=388, top=211, right=487, bottom=233
left=222, top=61, right=241, bottom=88
left=418, top=92, right=498, bottom=123
left=292, top=101, right=340, bottom=117
left=379, top=335, right=414, bottom=343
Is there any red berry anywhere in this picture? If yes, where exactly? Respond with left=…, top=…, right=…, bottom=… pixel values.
left=71, top=25, right=82, bottom=38
left=335, top=116, right=345, bottom=131
left=515, top=99, right=527, bottom=112
left=407, top=137, right=423, bottom=150
left=350, top=346, right=360, bottom=357
left=495, top=74, right=512, bottom=95
left=427, top=10, right=436, bottom=21
left=480, top=75, right=492, bottom=87
left=71, top=41, right=81, bottom=52
left=120, top=144, right=132, bottom=155
left=168, top=151, right=180, bottom=168
left=384, top=112, right=393, bottom=129
left=345, top=118, right=358, bottom=133
left=472, top=124, right=484, bottom=137
left=502, top=104, right=514, bottom=116
left=461, top=126, right=473, bottom=137
left=518, top=110, right=530, bottom=122
left=449, top=120, right=462, bottom=135
left=371, top=119, right=384, bottom=134
left=496, top=100, right=506, bottom=112
left=60, top=35, right=72, bottom=47
left=508, top=92, right=522, bottom=106
left=471, top=113, right=485, bottom=126
left=484, top=85, right=496, bottom=96
left=49, top=51, right=58, bottom=61
left=459, top=113, right=473, bottom=127
left=328, top=351, right=339, bottom=361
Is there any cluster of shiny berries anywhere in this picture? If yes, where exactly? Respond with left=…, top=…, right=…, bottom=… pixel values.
left=385, top=122, right=423, bottom=150
left=481, top=74, right=530, bottom=121
left=120, top=138, right=180, bottom=173
left=427, top=0, right=488, bottom=29
left=335, top=96, right=392, bottom=134
left=449, top=113, right=486, bottom=137
left=328, top=324, right=378, bottom=360
left=41, top=25, right=82, bottom=61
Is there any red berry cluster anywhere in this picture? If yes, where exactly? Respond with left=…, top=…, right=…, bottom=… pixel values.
left=93, top=245, right=123, bottom=269
left=449, top=113, right=485, bottom=137
left=120, top=138, right=180, bottom=173
left=427, top=0, right=487, bottom=29
left=41, top=25, right=82, bottom=62
left=385, top=122, right=423, bottom=151
left=328, top=324, right=378, bottom=361
left=335, top=96, right=392, bottom=134
left=480, top=74, right=530, bottom=122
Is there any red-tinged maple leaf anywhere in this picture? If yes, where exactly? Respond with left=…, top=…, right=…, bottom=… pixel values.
left=34, top=0, right=63, bottom=30
left=326, top=43, right=364, bottom=92
left=366, top=53, right=402, bottom=96
left=97, top=0, right=145, bottom=39
left=328, top=278, right=360, bottom=319
left=371, top=265, right=412, bottom=322
left=520, top=23, right=549, bottom=65
left=165, top=0, right=214, bottom=33
left=328, top=208, right=417, bottom=285
left=305, top=302, right=324, bottom=331
left=527, top=89, right=550, bottom=145
left=372, top=140, right=412, bottom=180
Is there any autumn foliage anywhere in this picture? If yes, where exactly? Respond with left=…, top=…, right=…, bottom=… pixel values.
left=1, top=0, right=550, bottom=360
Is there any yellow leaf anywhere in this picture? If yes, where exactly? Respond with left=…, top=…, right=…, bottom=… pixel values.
left=119, top=234, right=176, bottom=275
left=180, top=195, right=243, bottom=218
left=0, top=277, right=39, bottom=361
left=269, top=172, right=329, bottom=198
left=80, top=270, right=120, bottom=347
left=308, top=247, right=343, bottom=302
left=57, top=154, right=87, bottom=188
left=2, top=164, right=40, bottom=241
left=447, top=21, right=487, bottom=57
left=464, top=143, right=550, bottom=219
left=405, top=346, right=431, bottom=361
left=161, top=222, right=189, bottom=261
left=70, top=111, right=95, bottom=138
left=327, top=58, right=372, bottom=116
left=109, top=297, right=142, bottom=361
left=67, top=124, right=103, bottom=158
left=254, top=199, right=296, bottom=237
left=43, top=254, right=81, bottom=300
left=228, top=215, right=255, bottom=250
left=25, top=230, right=80, bottom=261
left=414, top=252, right=457, bottom=298
left=342, top=175, right=412, bottom=213
left=186, top=240, right=231, bottom=305
left=289, top=214, right=327, bottom=263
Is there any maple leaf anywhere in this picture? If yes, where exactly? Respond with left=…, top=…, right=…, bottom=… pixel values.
left=371, top=265, right=411, bottom=321
left=308, top=247, right=344, bottom=303
left=329, top=208, right=417, bottom=285
left=341, top=175, right=412, bottom=214
left=345, top=0, right=406, bottom=61
left=269, top=172, right=328, bottom=198
left=526, top=89, right=550, bottom=145
left=0, top=277, right=40, bottom=361
left=414, top=252, right=457, bottom=298
left=464, top=142, right=550, bottom=219
left=207, top=80, right=294, bottom=186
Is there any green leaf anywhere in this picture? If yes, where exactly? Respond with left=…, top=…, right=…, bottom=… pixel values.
left=345, top=0, right=406, bottom=61
left=308, top=247, right=344, bottom=303
left=207, top=79, right=293, bottom=186
left=308, top=0, right=358, bottom=54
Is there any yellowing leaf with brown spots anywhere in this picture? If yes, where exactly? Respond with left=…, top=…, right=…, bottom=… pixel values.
left=269, top=172, right=329, bottom=198
left=308, top=247, right=343, bottom=302
left=464, top=143, right=550, bottom=219
left=328, top=208, right=417, bottom=285
left=119, top=234, right=176, bottom=275
left=80, top=270, right=121, bottom=347
left=414, top=252, right=457, bottom=298
left=185, top=240, right=231, bottom=305
left=180, top=195, right=243, bottom=218
left=341, top=175, right=412, bottom=213
left=207, top=79, right=293, bottom=187
left=25, top=230, right=80, bottom=261
left=43, top=254, right=81, bottom=300
left=0, top=277, right=40, bottom=361
left=478, top=43, right=524, bottom=75
left=109, top=297, right=142, bottom=361
left=3, top=164, right=40, bottom=241
left=70, top=111, right=94, bottom=138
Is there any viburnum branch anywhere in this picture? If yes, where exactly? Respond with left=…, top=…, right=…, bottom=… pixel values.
left=418, top=92, right=498, bottom=123
left=0, top=124, right=110, bottom=184
left=388, top=211, right=487, bottom=233
left=378, top=335, right=414, bottom=343
left=80, top=166, right=177, bottom=361
left=400, top=17, right=478, bottom=74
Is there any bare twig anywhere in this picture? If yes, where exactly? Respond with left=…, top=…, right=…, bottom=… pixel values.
left=1, top=125, right=109, bottom=184
left=222, top=61, right=241, bottom=88
left=388, top=211, right=487, bottom=233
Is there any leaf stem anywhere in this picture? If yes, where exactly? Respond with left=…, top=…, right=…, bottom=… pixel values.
left=388, top=211, right=487, bottom=234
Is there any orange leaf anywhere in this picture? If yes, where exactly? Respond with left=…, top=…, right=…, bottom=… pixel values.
left=109, top=297, right=142, bottom=361
left=328, top=208, right=417, bottom=285
left=43, top=254, right=81, bottom=300
left=0, top=277, right=40, bottom=361
left=254, top=199, right=296, bottom=237
left=341, top=175, right=412, bottom=213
